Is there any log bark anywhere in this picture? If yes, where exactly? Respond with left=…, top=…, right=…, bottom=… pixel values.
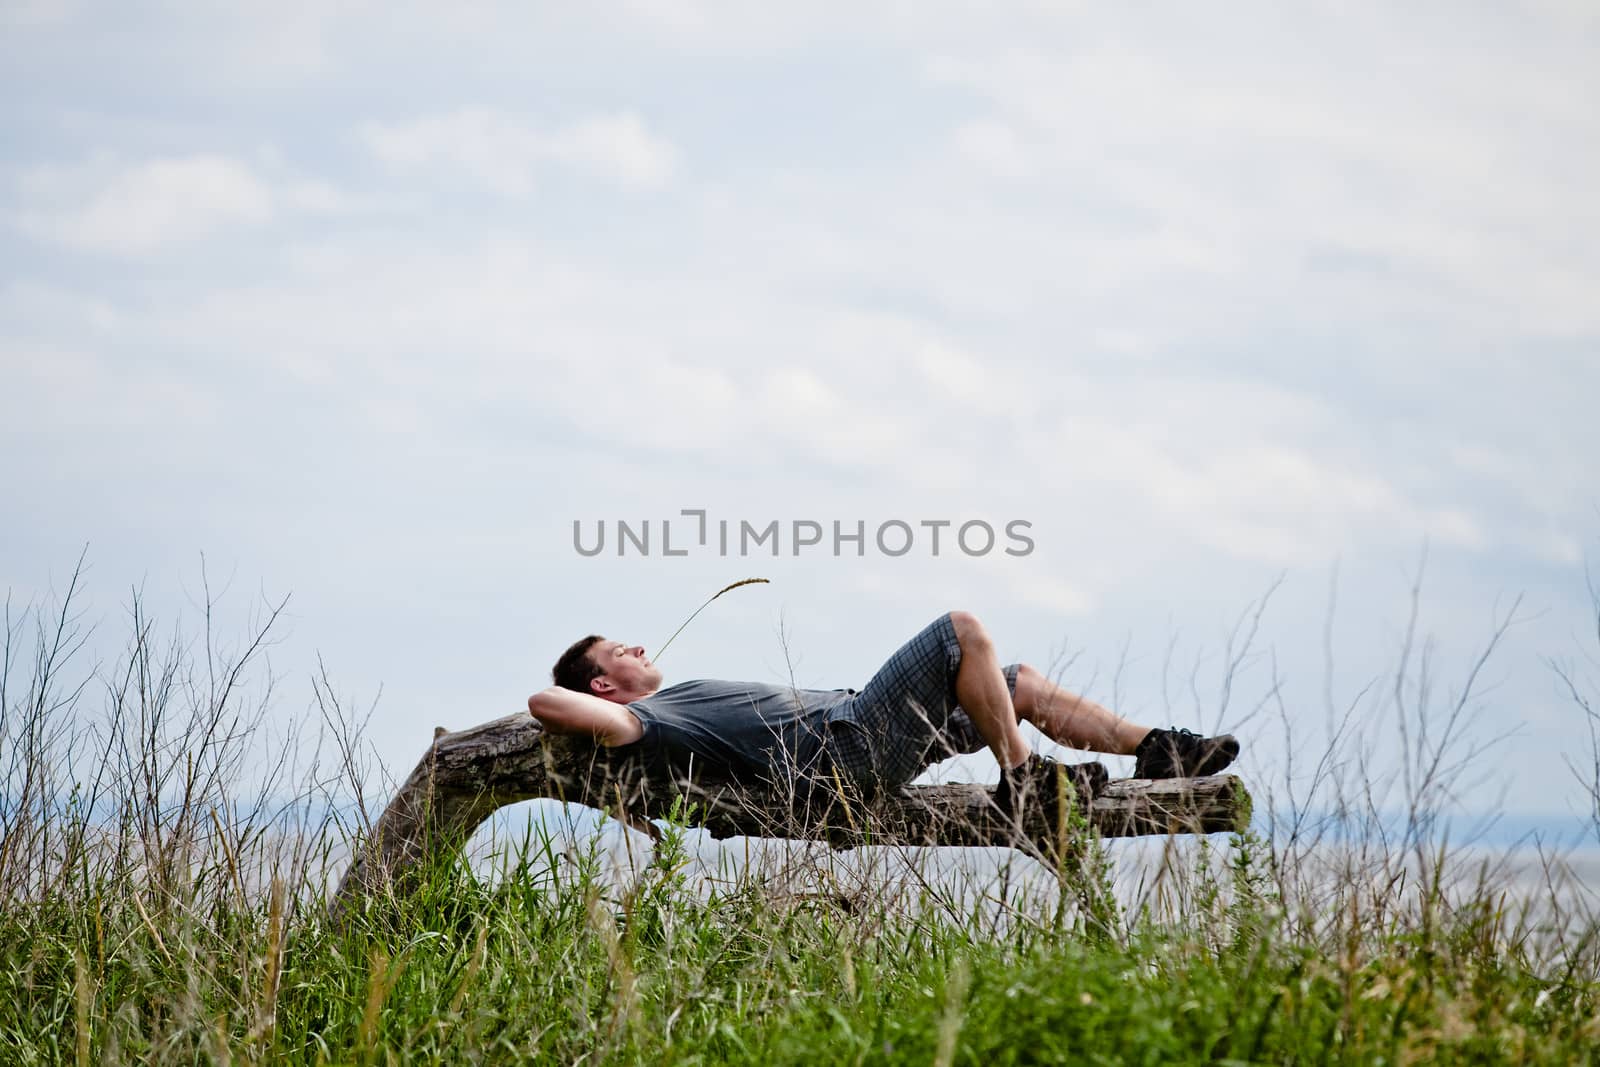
left=329, top=713, right=1251, bottom=919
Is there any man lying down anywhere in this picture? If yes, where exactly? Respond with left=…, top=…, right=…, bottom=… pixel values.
left=528, top=610, right=1239, bottom=814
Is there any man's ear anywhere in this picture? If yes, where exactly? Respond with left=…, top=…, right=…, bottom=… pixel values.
left=591, top=675, right=613, bottom=695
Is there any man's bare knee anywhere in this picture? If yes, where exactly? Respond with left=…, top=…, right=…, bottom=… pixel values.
left=947, top=610, right=993, bottom=654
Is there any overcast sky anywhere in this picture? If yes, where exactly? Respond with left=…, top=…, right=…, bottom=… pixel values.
left=3, top=1, right=1597, bottom=822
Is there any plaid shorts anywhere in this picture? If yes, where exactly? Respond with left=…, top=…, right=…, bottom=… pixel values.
left=818, top=612, right=1020, bottom=796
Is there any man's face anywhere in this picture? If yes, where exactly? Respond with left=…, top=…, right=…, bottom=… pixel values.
left=588, top=639, right=663, bottom=701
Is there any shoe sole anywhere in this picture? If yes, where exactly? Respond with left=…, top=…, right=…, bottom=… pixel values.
left=1180, top=736, right=1240, bottom=777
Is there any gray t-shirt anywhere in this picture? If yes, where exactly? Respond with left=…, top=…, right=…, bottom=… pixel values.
left=624, top=680, right=854, bottom=783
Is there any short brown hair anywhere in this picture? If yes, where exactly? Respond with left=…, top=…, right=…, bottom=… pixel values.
left=552, top=635, right=606, bottom=693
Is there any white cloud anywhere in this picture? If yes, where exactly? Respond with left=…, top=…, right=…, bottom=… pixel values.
left=360, top=109, right=678, bottom=195
left=951, top=119, right=1035, bottom=179
left=922, top=25, right=1600, bottom=336
left=0, top=0, right=77, bottom=27
left=544, top=114, right=679, bottom=189
left=0, top=281, right=122, bottom=335
left=360, top=110, right=540, bottom=196
left=112, top=223, right=1544, bottom=574
left=1165, top=444, right=1490, bottom=565
left=0, top=340, right=218, bottom=433
left=14, top=155, right=273, bottom=254
left=281, top=178, right=352, bottom=214
left=996, top=569, right=1096, bottom=618
left=914, top=341, right=1016, bottom=418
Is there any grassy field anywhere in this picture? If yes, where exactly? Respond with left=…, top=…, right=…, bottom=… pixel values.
left=4, top=570, right=1598, bottom=1064
left=4, top=818, right=1597, bottom=1065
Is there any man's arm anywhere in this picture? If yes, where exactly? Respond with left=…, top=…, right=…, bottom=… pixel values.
left=527, top=687, right=645, bottom=747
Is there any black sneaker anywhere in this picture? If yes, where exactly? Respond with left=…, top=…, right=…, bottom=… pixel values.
left=993, top=755, right=1108, bottom=818
left=1133, top=727, right=1240, bottom=779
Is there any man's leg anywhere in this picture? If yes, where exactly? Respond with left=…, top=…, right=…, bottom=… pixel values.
left=946, top=611, right=1032, bottom=770
left=829, top=611, right=1237, bottom=800
left=1010, top=663, right=1149, bottom=755
left=947, top=612, right=1110, bottom=816
left=952, top=614, right=1240, bottom=778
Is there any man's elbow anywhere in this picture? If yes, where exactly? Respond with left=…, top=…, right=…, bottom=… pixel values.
left=527, top=688, right=564, bottom=723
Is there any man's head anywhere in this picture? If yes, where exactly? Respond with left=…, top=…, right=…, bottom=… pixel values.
left=551, top=635, right=662, bottom=703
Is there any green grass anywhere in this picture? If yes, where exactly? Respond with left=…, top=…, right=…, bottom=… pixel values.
left=5, top=564, right=1599, bottom=1063
left=3, top=815, right=1596, bottom=1066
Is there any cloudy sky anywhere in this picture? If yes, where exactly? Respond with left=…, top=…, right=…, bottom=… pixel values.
left=3, top=1, right=1597, bottom=823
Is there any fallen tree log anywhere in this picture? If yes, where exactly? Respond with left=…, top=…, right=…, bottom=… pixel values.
left=329, top=713, right=1252, bottom=919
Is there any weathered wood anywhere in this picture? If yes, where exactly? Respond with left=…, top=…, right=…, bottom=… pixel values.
left=329, top=713, right=1251, bottom=918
